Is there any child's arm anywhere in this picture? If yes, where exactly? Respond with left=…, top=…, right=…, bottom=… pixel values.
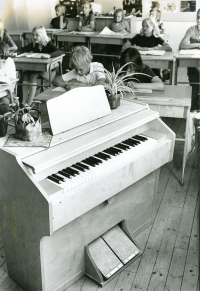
left=12, top=43, right=34, bottom=56
left=46, top=41, right=63, bottom=57
left=60, top=16, right=68, bottom=29
left=128, top=76, right=164, bottom=91
left=78, top=15, right=95, bottom=32
left=179, top=27, right=200, bottom=49
left=4, top=31, right=18, bottom=51
left=52, top=75, right=66, bottom=87
left=152, top=40, right=172, bottom=51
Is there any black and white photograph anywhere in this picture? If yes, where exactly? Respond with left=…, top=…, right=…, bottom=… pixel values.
left=0, top=0, right=199, bottom=291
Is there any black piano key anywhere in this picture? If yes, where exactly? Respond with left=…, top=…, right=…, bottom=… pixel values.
left=109, top=147, right=122, bottom=154
left=107, top=147, right=120, bottom=154
left=103, top=149, right=117, bottom=156
left=63, top=168, right=77, bottom=176
left=52, top=174, right=66, bottom=182
left=47, top=176, right=61, bottom=184
left=66, top=167, right=79, bottom=175
left=77, top=162, right=90, bottom=170
left=82, top=159, right=96, bottom=167
left=128, top=138, right=140, bottom=145
left=90, top=156, right=103, bottom=164
left=88, top=157, right=100, bottom=165
left=122, top=140, right=135, bottom=147
left=115, top=144, right=129, bottom=150
left=134, top=135, right=148, bottom=141
left=95, top=153, right=109, bottom=161
left=72, top=164, right=86, bottom=172
left=58, top=171, right=72, bottom=179
left=98, top=152, right=111, bottom=159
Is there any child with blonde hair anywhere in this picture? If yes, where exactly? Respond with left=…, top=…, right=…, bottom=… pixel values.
left=13, top=26, right=62, bottom=105
left=109, top=9, right=130, bottom=33
left=53, top=46, right=105, bottom=91
left=122, top=17, right=171, bottom=52
left=122, top=17, right=172, bottom=78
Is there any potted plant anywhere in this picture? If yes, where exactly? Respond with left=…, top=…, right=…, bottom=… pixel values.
left=100, top=63, right=143, bottom=109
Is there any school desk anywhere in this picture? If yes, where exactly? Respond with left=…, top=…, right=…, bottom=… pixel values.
left=13, top=55, right=64, bottom=87
left=55, top=31, right=93, bottom=52
left=139, top=52, right=174, bottom=85
left=8, top=30, right=25, bottom=47
left=124, top=85, right=192, bottom=185
left=174, top=49, right=200, bottom=85
left=89, top=32, right=134, bottom=53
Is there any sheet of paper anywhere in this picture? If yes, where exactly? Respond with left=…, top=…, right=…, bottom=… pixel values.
left=139, top=50, right=165, bottom=56
left=67, top=31, right=94, bottom=35
left=99, top=27, right=127, bottom=36
left=179, top=49, right=200, bottom=55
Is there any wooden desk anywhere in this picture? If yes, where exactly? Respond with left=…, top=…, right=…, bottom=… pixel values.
left=56, top=31, right=93, bottom=52
left=8, top=30, right=25, bottom=47
left=174, top=49, right=200, bottom=85
left=125, top=85, right=192, bottom=185
left=140, top=52, right=174, bottom=85
left=13, top=55, right=64, bottom=87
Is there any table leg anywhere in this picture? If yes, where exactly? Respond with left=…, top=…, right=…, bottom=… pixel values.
left=180, top=106, right=190, bottom=186
left=174, top=58, right=178, bottom=85
left=169, top=61, right=173, bottom=85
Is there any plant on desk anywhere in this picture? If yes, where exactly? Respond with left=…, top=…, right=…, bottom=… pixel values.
left=101, top=63, right=141, bottom=109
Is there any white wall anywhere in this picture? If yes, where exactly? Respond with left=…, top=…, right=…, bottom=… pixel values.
left=0, top=0, right=198, bottom=51
left=96, top=0, right=122, bottom=14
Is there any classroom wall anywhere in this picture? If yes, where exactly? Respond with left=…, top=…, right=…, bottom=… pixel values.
left=0, top=0, right=198, bottom=52
left=95, top=0, right=122, bottom=14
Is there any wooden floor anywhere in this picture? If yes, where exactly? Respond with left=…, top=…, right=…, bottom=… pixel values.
left=0, top=69, right=199, bottom=291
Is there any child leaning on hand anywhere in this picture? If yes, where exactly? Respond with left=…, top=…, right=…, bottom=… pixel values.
left=53, top=46, right=106, bottom=91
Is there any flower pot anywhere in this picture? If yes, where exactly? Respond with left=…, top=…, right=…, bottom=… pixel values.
left=107, top=94, right=120, bottom=109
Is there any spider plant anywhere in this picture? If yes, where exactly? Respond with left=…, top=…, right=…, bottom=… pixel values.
left=101, top=62, right=147, bottom=100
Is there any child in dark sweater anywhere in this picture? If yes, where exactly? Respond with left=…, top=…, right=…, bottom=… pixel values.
left=13, top=26, right=62, bottom=105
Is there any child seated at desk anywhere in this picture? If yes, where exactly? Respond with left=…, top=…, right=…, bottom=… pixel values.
left=0, top=20, right=17, bottom=51
left=0, top=41, right=16, bottom=106
left=13, top=26, right=62, bottom=105
left=109, top=9, right=130, bottom=33
left=77, top=2, right=95, bottom=32
left=120, top=47, right=164, bottom=91
left=50, top=4, right=68, bottom=30
left=122, top=17, right=172, bottom=79
left=53, top=46, right=105, bottom=91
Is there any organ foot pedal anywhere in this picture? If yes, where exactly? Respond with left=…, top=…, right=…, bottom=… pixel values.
left=85, top=224, right=141, bottom=287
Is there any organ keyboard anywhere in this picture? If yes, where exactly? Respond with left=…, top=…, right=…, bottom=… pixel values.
left=0, top=98, right=175, bottom=291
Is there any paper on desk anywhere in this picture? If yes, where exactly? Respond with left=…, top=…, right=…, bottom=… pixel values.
left=52, top=87, right=67, bottom=92
left=99, top=27, right=127, bottom=36
left=67, top=31, right=94, bottom=35
left=16, top=52, right=51, bottom=59
left=139, top=50, right=165, bottom=56
left=46, top=28, right=68, bottom=33
left=179, top=49, right=200, bottom=55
